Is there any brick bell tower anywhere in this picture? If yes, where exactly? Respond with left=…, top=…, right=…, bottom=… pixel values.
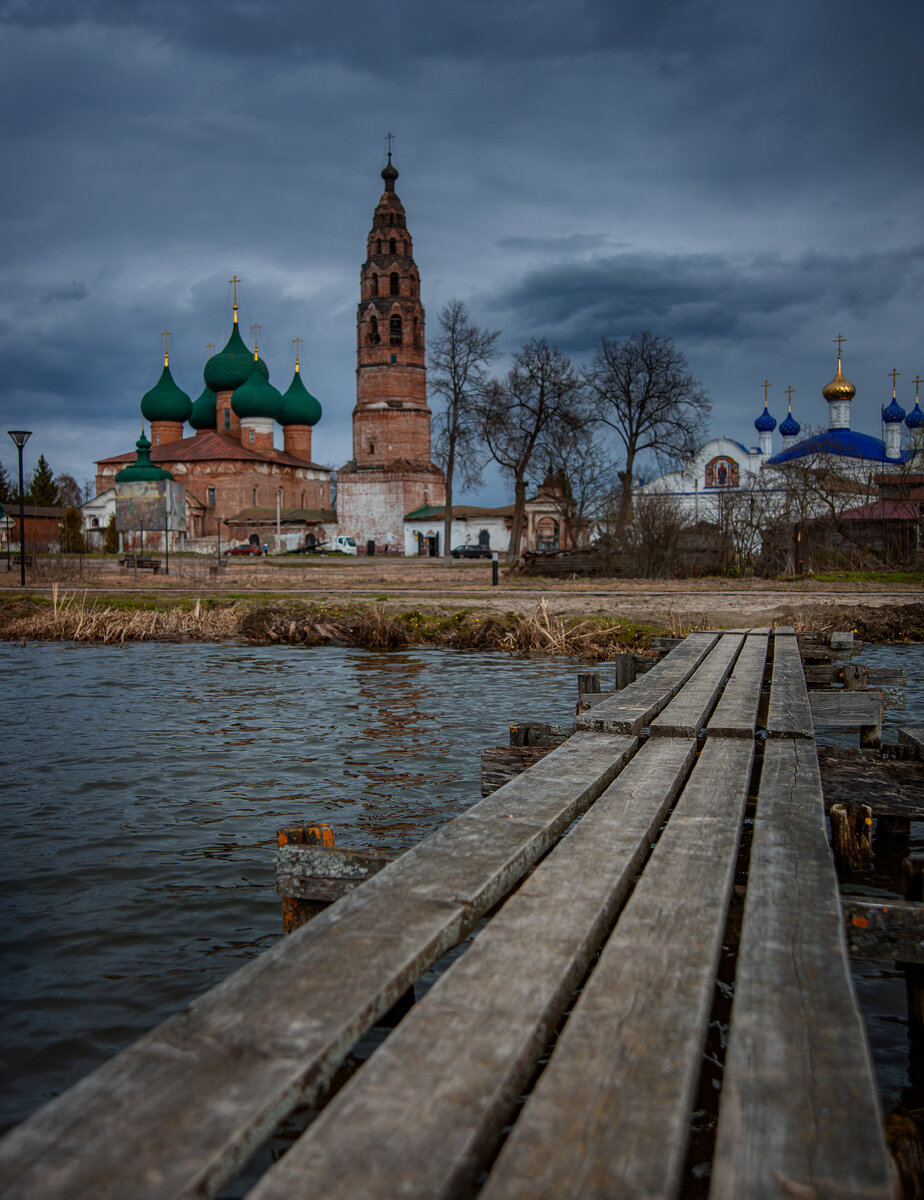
left=336, top=149, right=445, bottom=549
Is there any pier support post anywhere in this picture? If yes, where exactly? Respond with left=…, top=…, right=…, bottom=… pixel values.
left=613, top=654, right=637, bottom=691
left=903, top=856, right=924, bottom=1039
left=830, top=803, right=874, bottom=871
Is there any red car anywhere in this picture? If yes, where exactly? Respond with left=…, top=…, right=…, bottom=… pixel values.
left=224, top=543, right=263, bottom=556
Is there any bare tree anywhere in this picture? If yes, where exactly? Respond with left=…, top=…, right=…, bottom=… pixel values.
left=429, top=299, right=500, bottom=564
left=477, top=339, right=586, bottom=563
left=55, top=473, right=82, bottom=508
left=585, top=331, right=710, bottom=530
left=536, top=423, right=619, bottom=548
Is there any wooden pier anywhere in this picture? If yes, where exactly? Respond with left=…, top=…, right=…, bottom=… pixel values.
left=1, top=628, right=921, bottom=1198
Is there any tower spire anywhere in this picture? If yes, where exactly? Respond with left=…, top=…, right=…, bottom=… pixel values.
left=293, top=336, right=302, bottom=372
left=162, top=330, right=171, bottom=367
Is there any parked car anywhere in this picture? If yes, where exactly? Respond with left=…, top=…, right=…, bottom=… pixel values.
left=224, top=542, right=263, bottom=556
left=451, top=543, right=493, bottom=558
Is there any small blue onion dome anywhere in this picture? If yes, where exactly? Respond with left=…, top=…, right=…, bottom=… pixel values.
left=189, top=385, right=217, bottom=430
left=905, top=400, right=924, bottom=429
left=140, top=362, right=192, bottom=423
left=280, top=367, right=322, bottom=427
left=779, top=411, right=801, bottom=437
left=231, top=360, right=283, bottom=420
left=754, top=404, right=777, bottom=433
left=882, top=396, right=906, bottom=424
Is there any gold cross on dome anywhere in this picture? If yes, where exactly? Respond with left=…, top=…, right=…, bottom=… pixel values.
left=385, top=132, right=395, bottom=157
left=251, top=323, right=261, bottom=353
left=206, top=342, right=215, bottom=358
left=292, top=336, right=302, bottom=368
left=833, top=333, right=846, bottom=356
left=761, top=379, right=771, bottom=405
left=913, top=375, right=922, bottom=401
left=161, top=330, right=171, bottom=365
left=785, top=385, right=795, bottom=410
left=888, top=367, right=900, bottom=393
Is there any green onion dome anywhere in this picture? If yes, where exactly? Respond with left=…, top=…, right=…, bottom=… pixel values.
left=232, top=361, right=283, bottom=420
left=189, top=385, right=217, bottom=430
left=203, top=323, right=269, bottom=393
left=280, top=367, right=322, bottom=427
left=140, top=362, right=192, bottom=423
left=115, top=432, right=175, bottom=482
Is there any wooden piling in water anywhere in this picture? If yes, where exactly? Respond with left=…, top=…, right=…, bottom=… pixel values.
left=903, top=856, right=924, bottom=1039
left=830, top=802, right=874, bottom=871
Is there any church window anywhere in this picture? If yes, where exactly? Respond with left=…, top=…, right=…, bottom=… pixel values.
left=249, top=429, right=255, bottom=444
left=389, top=272, right=400, bottom=296
left=253, top=487, right=258, bottom=506
left=369, top=441, right=375, bottom=455
left=223, top=409, right=230, bottom=431
left=409, top=274, right=417, bottom=296
left=370, top=273, right=378, bottom=295
left=388, top=214, right=394, bottom=226
left=369, top=315, right=380, bottom=344
left=156, top=433, right=161, bottom=446
left=389, top=238, right=397, bottom=254
left=207, top=487, right=216, bottom=507
left=376, top=238, right=382, bottom=254
left=413, top=317, right=420, bottom=350
left=300, top=490, right=305, bottom=507
left=390, top=314, right=402, bottom=345
left=391, top=353, right=397, bottom=364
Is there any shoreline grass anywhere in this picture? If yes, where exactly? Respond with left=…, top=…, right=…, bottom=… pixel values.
left=1, top=588, right=921, bottom=654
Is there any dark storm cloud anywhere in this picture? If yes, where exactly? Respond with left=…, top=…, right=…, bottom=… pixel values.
left=486, top=244, right=924, bottom=353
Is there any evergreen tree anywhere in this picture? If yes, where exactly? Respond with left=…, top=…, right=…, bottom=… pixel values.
left=0, top=462, right=12, bottom=504
left=104, top=513, right=119, bottom=554
left=26, top=455, right=59, bottom=506
left=60, top=506, right=86, bottom=553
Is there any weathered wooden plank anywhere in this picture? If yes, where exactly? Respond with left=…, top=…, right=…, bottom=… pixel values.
left=844, top=900, right=924, bottom=963
left=899, top=726, right=924, bottom=759
left=575, top=631, right=719, bottom=735
left=810, top=690, right=882, bottom=727
left=766, top=632, right=813, bottom=738
left=480, top=737, right=754, bottom=1200
left=481, top=744, right=550, bottom=796
left=649, top=633, right=744, bottom=737
left=804, top=663, right=906, bottom=687
left=707, top=633, right=769, bottom=738
left=0, top=731, right=636, bottom=1200
left=818, top=747, right=924, bottom=818
left=249, top=738, right=698, bottom=1200
left=710, top=739, right=893, bottom=1200
left=508, top=721, right=571, bottom=747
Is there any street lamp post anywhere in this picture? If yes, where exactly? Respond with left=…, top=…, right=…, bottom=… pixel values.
left=8, top=430, right=31, bottom=588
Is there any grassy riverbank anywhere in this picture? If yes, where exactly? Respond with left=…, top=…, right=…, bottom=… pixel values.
left=2, top=588, right=923, bottom=655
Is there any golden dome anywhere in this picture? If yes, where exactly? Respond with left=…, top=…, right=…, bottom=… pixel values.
left=823, top=344, right=856, bottom=403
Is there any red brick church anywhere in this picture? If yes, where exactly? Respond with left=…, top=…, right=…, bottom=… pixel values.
left=96, top=154, right=444, bottom=551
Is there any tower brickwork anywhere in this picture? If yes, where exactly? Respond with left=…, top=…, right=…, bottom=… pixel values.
left=337, top=154, right=445, bottom=548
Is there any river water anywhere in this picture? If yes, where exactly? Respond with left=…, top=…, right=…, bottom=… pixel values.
left=1, top=640, right=921, bottom=1142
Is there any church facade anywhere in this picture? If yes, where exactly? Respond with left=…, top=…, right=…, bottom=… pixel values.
left=94, top=156, right=443, bottom=552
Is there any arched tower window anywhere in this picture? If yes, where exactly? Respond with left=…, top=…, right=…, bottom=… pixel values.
left=413, top=317, right=420, bottom=350
left=375, top=238, right=382, bottom=254
left=409, top=274, right=417, bottom=296
left=389, top=238, right=397, bottom=254
left=370, top=273, right=378, bottom=296
left=389, top=272, right=400, bottom=296
left=390, top=314, right=402, bottom=345
left=369, top=315, right=380, bottom=344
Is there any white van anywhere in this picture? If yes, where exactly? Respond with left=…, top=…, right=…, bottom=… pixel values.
left=325, top=535, right=357, bottom=555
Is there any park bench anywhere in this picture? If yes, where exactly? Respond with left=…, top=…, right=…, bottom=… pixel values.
left=120, top=555, right=161, bottom=573
left=0, top=629, right=899, bottom=1199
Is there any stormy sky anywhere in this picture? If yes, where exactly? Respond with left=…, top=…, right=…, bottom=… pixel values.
left=1, top=0, right=921, bottom=500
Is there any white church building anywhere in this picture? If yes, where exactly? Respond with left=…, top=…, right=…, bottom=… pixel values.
left=641, top=344, right=922, bottom=519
